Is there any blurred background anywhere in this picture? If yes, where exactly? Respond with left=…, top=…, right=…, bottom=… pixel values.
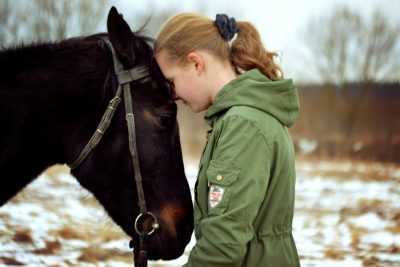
left=0, top=0, right=399, bottom=266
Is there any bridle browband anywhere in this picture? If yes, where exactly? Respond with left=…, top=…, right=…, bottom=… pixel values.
left=67, top=36, right=158, bottom=267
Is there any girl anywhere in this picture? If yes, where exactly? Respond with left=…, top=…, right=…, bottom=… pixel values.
left=155, top=13, right=300, bottom=267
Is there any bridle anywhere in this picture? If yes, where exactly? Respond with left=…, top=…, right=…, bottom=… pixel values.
left=67, top=36, right=159, bottom=267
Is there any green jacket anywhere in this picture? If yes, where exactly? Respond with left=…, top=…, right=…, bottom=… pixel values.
left=183, top=69, right=301, bottom=267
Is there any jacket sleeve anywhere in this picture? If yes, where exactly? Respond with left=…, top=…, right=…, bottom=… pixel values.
left=184, top=115, right=271, bottom=267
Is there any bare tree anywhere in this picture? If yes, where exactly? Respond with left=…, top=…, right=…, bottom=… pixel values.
left=0, top=0, right=107, bottom=47
left=299, top=6, right=400, bottom=161
left=302, top=6, right=400, bottom=84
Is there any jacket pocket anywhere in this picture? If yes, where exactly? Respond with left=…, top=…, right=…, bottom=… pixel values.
left=206, top=160, right=240, bottom=215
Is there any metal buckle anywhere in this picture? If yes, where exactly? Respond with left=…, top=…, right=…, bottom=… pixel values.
left=134, top=212, right=160, bottom=236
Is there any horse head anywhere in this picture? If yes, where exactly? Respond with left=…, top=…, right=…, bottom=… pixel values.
left=66, top=7, right=193, bottom=260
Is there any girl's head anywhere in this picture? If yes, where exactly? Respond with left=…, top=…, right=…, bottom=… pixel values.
left=155, top=13, right=282, bottom=112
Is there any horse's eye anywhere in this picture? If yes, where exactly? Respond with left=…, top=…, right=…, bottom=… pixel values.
left=159, top=115, right=175, bottom=129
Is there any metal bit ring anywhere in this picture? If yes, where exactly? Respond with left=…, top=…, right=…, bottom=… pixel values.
left=134, top=212, right=159, bottom=236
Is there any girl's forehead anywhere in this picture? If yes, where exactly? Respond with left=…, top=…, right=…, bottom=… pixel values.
left=156, top=51, right=189, bottom=80
left=156, top=50, right=174, bottom=65
left=155, top=51, right=174, bottom=75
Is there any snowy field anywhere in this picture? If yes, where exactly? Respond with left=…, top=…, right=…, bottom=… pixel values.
left=0, top=160, right=399, bottom=267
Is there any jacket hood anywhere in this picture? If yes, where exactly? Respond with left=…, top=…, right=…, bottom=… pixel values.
left=205, top=69, right=300, bottom=127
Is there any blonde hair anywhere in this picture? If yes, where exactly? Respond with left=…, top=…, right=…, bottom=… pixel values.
left=154, top=13, right=283, bottom=80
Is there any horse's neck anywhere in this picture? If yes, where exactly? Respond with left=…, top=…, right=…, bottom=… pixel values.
left=0, top=40, right=110, bottom=205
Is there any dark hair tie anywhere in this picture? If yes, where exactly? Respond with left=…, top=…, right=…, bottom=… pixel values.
left=214, top=14, right=239, bottom=41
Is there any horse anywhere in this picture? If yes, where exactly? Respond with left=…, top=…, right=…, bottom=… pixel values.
left=0, top=7, right=193, bottom=261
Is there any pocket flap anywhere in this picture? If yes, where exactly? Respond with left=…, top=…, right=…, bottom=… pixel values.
left=206, top=160, right=240, bottom=186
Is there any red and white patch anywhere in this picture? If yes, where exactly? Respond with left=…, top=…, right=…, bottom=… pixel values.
left=208, top=185, right=225, bottom=208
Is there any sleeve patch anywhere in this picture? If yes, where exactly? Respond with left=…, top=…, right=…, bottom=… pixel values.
left=208, top=185, right=225, bottom=208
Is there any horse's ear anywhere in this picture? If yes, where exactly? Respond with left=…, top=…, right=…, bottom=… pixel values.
left=107, top=6, right=135, bottom=65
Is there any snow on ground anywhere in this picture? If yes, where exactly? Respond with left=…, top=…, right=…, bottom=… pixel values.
left=0, top=160, right=399, bottom=266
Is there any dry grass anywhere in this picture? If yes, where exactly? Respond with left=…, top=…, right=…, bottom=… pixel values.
left=0, top=212, right=10, bottom=221
left=44, top=164, right=70, bottom=177
left=79, top=194, right=102, bottom=208
left=339, top=198, right=398, bottom=224
left=362, top=256, right=381, bottom=267
left=324, top=247, right=345, bottom=260
left=93, top=224, right=126, bottom=243
left=12, top=228, right=33, bottom=244
left=77, top=246, right=131, bottom=263
left=0, top=257, right=24, bottom=265
left=385, top=225, right=400, bottom=234
left=33, top=240, right=62, bottom=255
left=49, top=222, right=125, bottom=244
left=348, top=224, right=369, bottom=250
left=51, top=226, right=88, bottom=240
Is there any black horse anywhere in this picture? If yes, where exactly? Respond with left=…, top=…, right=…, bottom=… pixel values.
left=0, top=7, right=193, bottom=260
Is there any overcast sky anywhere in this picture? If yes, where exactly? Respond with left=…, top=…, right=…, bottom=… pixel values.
left=110, top=0, right=399, bottom=81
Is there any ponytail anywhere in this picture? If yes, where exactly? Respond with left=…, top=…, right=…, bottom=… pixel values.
left=231, top=22, right=283, bottom=80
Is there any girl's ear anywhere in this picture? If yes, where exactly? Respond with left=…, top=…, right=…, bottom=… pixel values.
left=186, top=52, right=205, bottom=74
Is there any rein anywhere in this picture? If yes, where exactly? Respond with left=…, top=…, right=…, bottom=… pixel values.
left=68, top=36, right=159, bottom=267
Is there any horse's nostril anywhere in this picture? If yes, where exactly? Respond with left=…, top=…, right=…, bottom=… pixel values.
left=159, top=203, right=187, bottom=237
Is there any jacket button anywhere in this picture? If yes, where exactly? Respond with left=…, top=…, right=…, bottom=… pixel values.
left=216, top=175, right=223, bottom=181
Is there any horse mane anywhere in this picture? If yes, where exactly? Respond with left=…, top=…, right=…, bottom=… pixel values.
left=0, top=29, right=168, bottom=110
left=2, top=30, right=147, bottom=68
left=0, top=37, right=101, bottom=87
